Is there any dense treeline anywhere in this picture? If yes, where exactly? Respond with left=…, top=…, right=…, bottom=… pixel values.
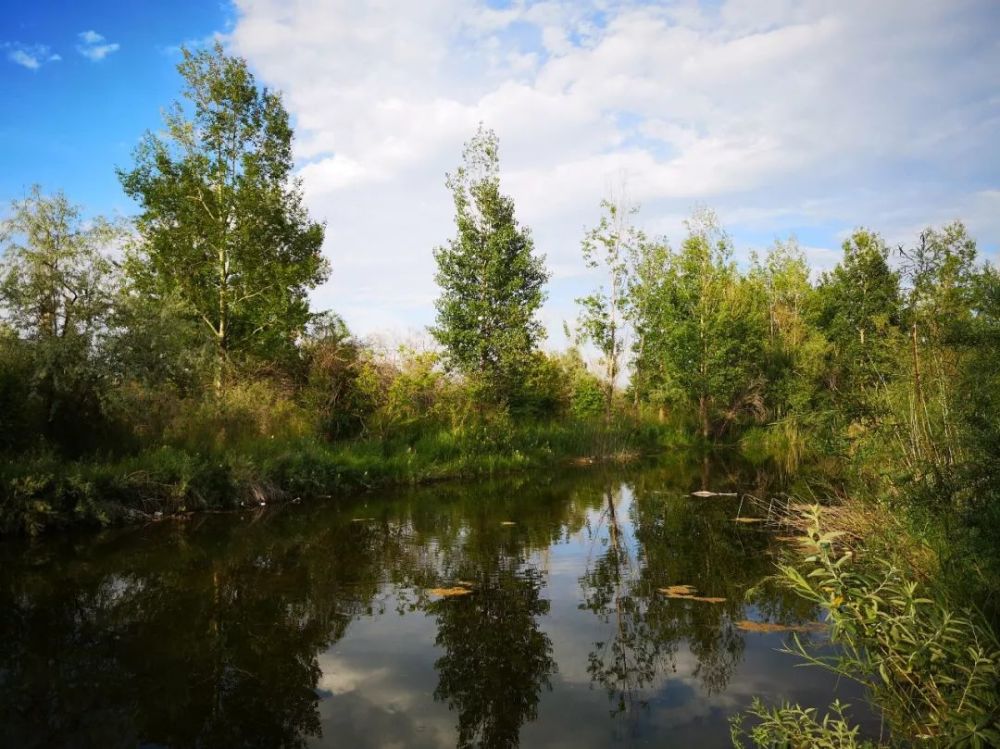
left=630, top=209, right=1000, bottom=563
left=1, top=44, right=999, bottom=562
left=579, top=193, right=1000, bottom=624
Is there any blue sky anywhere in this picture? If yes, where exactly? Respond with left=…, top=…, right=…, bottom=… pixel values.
left=3, top=1, right=999, bottom=341
left=1, top=1, right=232, bottom=215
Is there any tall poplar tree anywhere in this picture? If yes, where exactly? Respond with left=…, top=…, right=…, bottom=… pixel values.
left=118, top=44, right=327, bottom=388
left=431, top=126, right=548, bottom=404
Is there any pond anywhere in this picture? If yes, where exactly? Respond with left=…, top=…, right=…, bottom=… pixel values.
left=0, top=453, right=879, bottom=748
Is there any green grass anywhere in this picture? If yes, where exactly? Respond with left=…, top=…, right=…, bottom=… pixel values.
left=0, top=416, right=683, bottom=535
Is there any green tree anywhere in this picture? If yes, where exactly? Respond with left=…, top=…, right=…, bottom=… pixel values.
left=955, top=265, right=1000, bottom=581
left=749, top=239, right=828, bottom=423
left=0, top=186, right=117, bottom=342
left=576, top=197, right=644, bottom=419
left=627, top=233, right=671, bottom=409
left=0, top=186, right=120, bottom=451
left=119, top=43, right=327, bottom=388
left=814, top=229, right=901, bottom=424
left=898, top=222, right=978, bottom=464
left=633, top=210, right=768, bottom=438
left=431, top=125, right=549, bottom=406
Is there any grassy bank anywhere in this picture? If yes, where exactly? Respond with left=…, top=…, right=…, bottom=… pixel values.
left=0, top=416, right=681, bottom=536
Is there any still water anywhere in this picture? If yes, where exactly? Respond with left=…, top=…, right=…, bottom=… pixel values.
left=0, top=454, right=877, bottom=748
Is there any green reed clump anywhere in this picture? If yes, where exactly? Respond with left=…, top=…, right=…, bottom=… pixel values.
left=733, top=506, right=1000, bottom=749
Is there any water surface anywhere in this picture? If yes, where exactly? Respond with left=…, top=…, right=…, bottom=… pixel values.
left=0, top=454, right=876, bottom=748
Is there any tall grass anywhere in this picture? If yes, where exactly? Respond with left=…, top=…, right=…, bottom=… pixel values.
left=0, top=414, right=677, bottom=535
left=739, top=416, right=814, bottom=473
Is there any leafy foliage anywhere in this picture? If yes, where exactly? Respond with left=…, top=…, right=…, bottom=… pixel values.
left=118, top=43, right=327, bottom=380
left=814, top=230, right=902, bottom=424
left=731, top=699, right=878, bottom=749
left=750, top=507, right=1000, bottom=748
left=576, top=197, right=645, bottom=417
left=431, top=125, right=549, bottom=405
left=629, top=208, right=768, bottom=437
left=0, top=187, right=123, bottom=453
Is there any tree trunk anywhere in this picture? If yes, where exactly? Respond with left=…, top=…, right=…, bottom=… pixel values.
left=215, top=243, right=228, bottom=395
left=606, top=265, right=618, bottom=426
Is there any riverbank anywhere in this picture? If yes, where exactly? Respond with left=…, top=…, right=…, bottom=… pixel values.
left=0, top=417, right=681, bottom=535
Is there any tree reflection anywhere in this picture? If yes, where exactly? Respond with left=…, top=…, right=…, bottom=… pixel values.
left=581, top=482, right=676, bottom=728
left=580, top=485, right=673, bottom=725
left=0, top=511, right=393, bottom=749
left=579, top=455, right=809, bottom=726
left=431, top=566, right=555, bottom=749
left=424, top=486, right=558, bottom=749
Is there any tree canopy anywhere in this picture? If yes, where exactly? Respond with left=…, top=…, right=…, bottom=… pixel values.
left=431, top=125, right=549, bottom=405
left=119, top=43, right=327, bottom=384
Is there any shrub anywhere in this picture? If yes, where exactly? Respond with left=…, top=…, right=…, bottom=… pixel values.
left=0, top=330, right=39, bottom=452
left=736, top=507, right=1000, bottom=749
left=163, top=381, right=312, bottom=452
left=730, top=699, right=877, bottom=749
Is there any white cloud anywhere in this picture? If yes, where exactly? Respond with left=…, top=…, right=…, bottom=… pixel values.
left=4, top=43, right=61, bottom=70
left=8, top=49, right=41, bottom=70
left=77, top=30, right=120, bottom=61
left=228, top=0, right=1000, bottom=338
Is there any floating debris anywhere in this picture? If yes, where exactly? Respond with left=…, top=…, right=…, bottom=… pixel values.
left=500, top=521, right=516, bottom=526
left=736, top=620, right=825, bottom=633
left=428, top=586, right=473, bottom=598
left=660, top=584, right=697, bottom=596
left=658, top=585, right=726, bottom=603
left=732, top=517, right=764, bottom=524
left=691, top=490, right=738, bottom=498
